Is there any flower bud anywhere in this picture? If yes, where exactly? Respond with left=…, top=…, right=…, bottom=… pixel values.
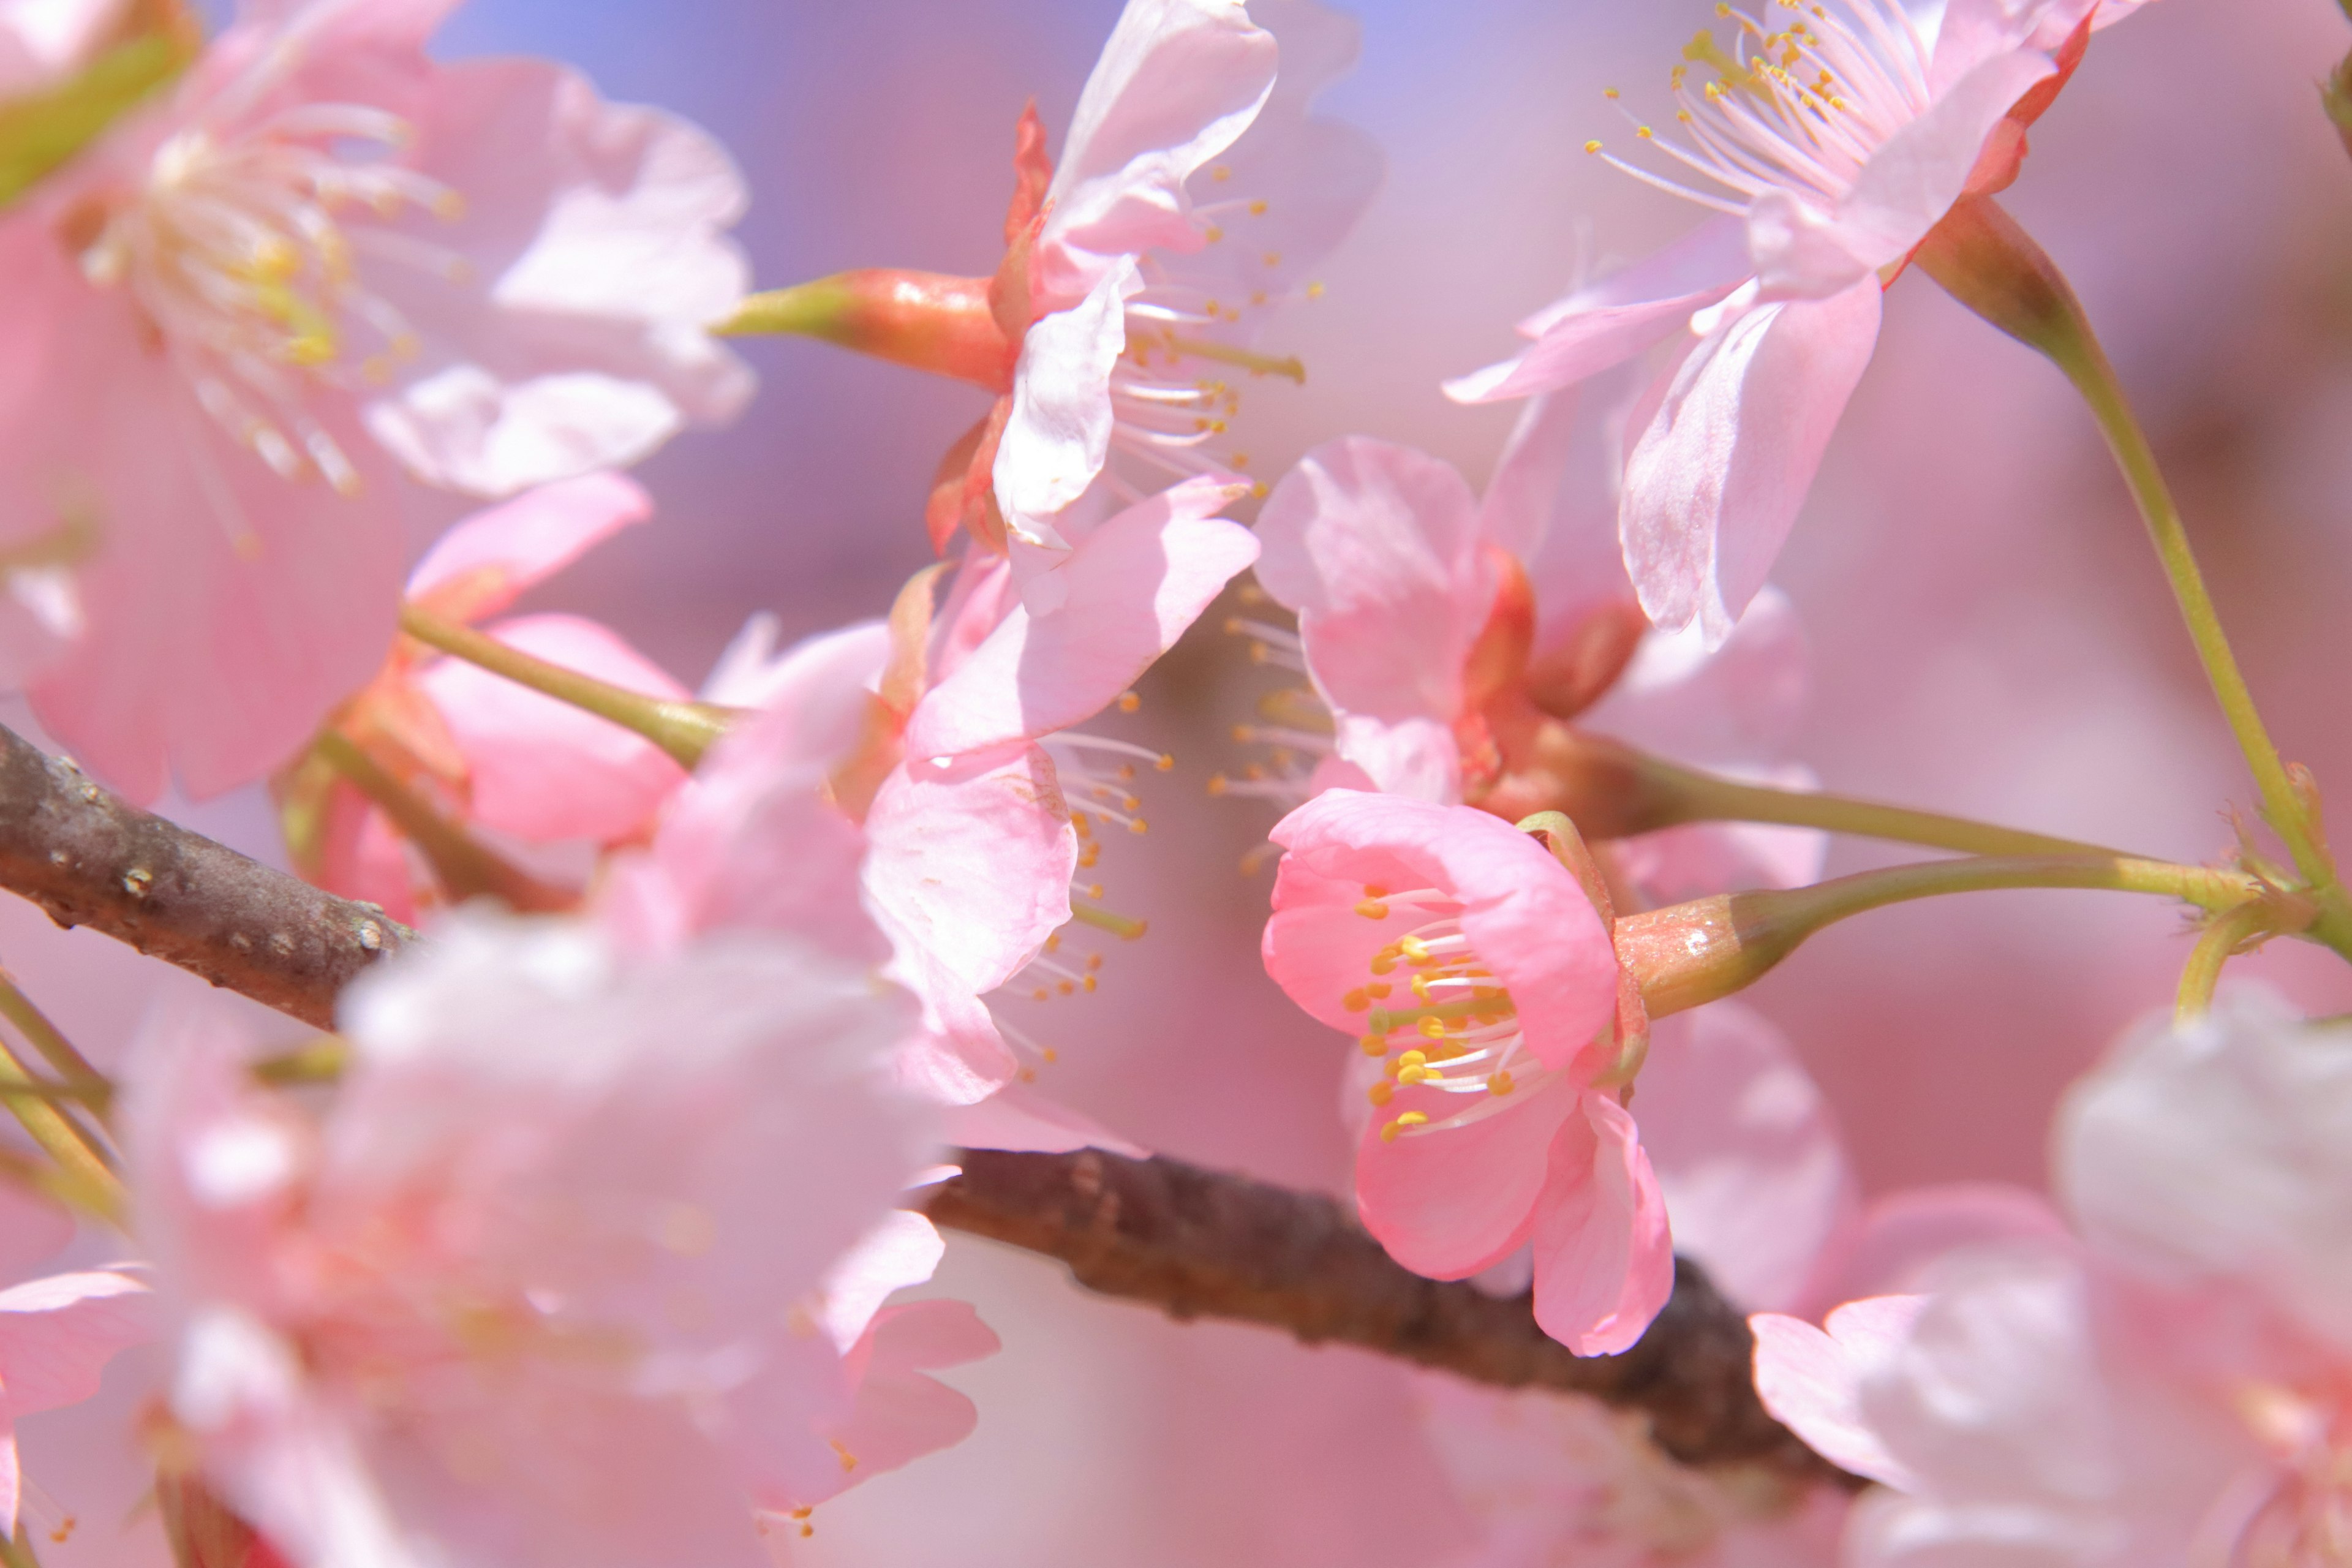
left=717, top=270, right=1018, bottom=391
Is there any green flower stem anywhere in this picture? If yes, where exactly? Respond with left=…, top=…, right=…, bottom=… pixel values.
left=0, top=967, right=110, bottom=1111
left=1618, top=853, right=2263, bottom=1019
left=1556, top=732, right=2132, bottom=861
left=2175, top=899, right=2282, bottom=1023
left=0, top=1030, right=123, bottom=1224
left=1915, top=196, right=2352, bottom=960
left=398, top=604, right=735, bottom=772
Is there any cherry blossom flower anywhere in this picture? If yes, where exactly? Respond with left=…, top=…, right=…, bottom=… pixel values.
left=0, top=0, right=751, bottom=800
left=0, top=1182, right=151, bottom=1542
left=129, top=909, right=971, bottom=1568
left=1246, top=404, right=1822, bottom=903
left=1446, top=0, right=2151, bottom=645
left=280, top=472, right=689, bottom=924
left=1261, top=788, right=1668, bottom=1354
left=1752, top=987, right=2352, bottom=1564
left=610, top=473, right=1258, bottom=1154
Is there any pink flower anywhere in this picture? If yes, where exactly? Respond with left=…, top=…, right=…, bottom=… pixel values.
left=983, top=0, right=1379, bottom=605
left=1261, top=788, right=1668, bottom=1354
left=282, top=472, right=689, bottom=924
left=0, top=0, right=751, bottom=799
left=1752, top=988, right=2352, bottom=1564
left=1446, top=0, right=2149, bottom=645
left=1250, top=413, right=1822, bottom=903
left=0, top=1182, right=151, bottom=1540
left=611, top=475, right=1257, bottom=1155
left=130, top=909, right=962, bottom=1568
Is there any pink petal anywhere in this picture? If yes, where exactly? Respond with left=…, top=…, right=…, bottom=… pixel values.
left=1931, top=0, right=2102, bottom=89
left=993, top=261, right=1139, bottom=538
left=1033, top=0, right=1278, bottom=306
left=698, top=618, right=889, bottom=750
left=889, top=963, right=1022, bottom=1107
left=1256, top=437, right=1488, bottom=725
left=1580, top=587, right=1810, bottom=764
left=1442, top=217, right=1752, bottom=404
left=815, top=1212, right=944, bottom=1354
left=405, top=473, right=653, bottom=620
left=863, top=744, right=1078, bottom=996
left=1748, top=50, right=2060, bottom=298
left=1330, top=714, right=1461, bottom=803
left=1355, top=1076, right=1582, bottom=1281
left=1528, top=1093, right=1672, bottom=1355
left=1621, top=279, right=1882, bottom=646
left=903, top=477, right=1256, bottom=758
left=939, top=1082, right=1150, bottom=1158
left=815, top=1300, right=1000, bottom=1498
left=1632, top=1005, right=1858, bottom=1314
left=418, top=613, right=688, bottom=845
left=1750, top=1298, right=1929, bottom=1490
left=0, top=1270, right=152, bottom=1418
left=1800, top=1183, right=2069, bottom=1315
left=360, top=57, right=753, bottom=497
left=1478, top=380, right=1642, bottom=652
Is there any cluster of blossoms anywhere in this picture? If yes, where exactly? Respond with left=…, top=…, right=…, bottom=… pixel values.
left=0, top=0, right=2340, bottom=1564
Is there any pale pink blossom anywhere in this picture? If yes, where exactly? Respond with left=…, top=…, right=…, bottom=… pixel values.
left=1446, top=0, right=2150, bottom=645
left=0, top=0, right=751, bottom=799
left=0, top=1182, right=151, bottom=1538
left=130, top=910, right=962, bottom=1568
left=1753, top=988, right=2352, bottom=1564
left=981, top=0, right=1379, bottom=606
left=1261, top=788, right=1667, bottom=1354
left=1250, top=412, right=1822, bottom=902
left=287, top=472, right=688, bottom=923
left=611, top=475, right=1257, bottom=1155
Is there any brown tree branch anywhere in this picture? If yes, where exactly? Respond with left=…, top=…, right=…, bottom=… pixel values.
left=0, top=720, right=1841, bottom=1485
left=0, top=722, right=411, bottom=1028
left=922, top=1147, right=1843, bottom=1484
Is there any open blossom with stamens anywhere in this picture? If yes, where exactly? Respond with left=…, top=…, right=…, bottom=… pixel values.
left=1445, top=0, right=2150, bottom=645
left=611, top=473, right=1259, bottom=1154
left=131, top=910, right=978, bottom=1568
left=1261, top=789, right=1670, bottom=1354
left=280, top=473, right=689, bottom=924
left=1753, top=987, right=2352, bottom=1565
left=1245, top=405, right=1822, bottom=904
left=0, top=0, right=751, bottom=799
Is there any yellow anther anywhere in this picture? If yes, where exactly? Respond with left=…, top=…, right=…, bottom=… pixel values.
left=1367, top=1080, right=1394, bottom=1107
left=1410, top=973, right=1433, bottom=1002
left=1043, top=1046, right=1061, bottom=1062
left=1417, top=1016, right=1449, bottom=1040
left=1087, top=883, right=1104, bottom=900
left=1128, top=818, right=1148, bottom=836
left=432, top=189, right=466, bottom=222
left=1602, top=86, right=1620, bottom=99
left=1344, top=987, right=1370, bottom=1012
left=1488, top=1071, right=1515, bottom=1096
left=1359, top=1034, right=1390, bottom=1057
left=1206, top=773, right=1230, bottom=797
left=1262, top=251, right=1282, bottom=268
left=1205, top=225, right=1225, bottom=243
left=1583, top=139, right=1604, bottom=154
left=1056, top=979, right=1074, bottom=996
left=830, top=1439, right=858, bottom=1472
left=1379, top=1112, right=1429, bottom=1144
left=1637, top=125, right=1653, bottom=138
left=1355, top=899, right=1389, bottom=920
left=1032, top=987, right=1050, bottom=1001
left=284, top=334, right=336, bottom=367
left=1367, top=982, right=1391, bottom=1000
left=1397, top=1065, right=1430, bottom=1086
left=1154, top=753, right=1174, bottom=772
left=1305, top=281, right=1325, bottom=298
left=1369, top=950, right=1398, bottom=976
left=1118, top=690, right=1141, bottom=713
left=1397, top=1050, right=1428, bottom=1071
left=1248, top=198, right=1268, bottom=216
left=1212, top=164, right=1232, bottom=181
left=1398, top=936, right=1433, bottom=964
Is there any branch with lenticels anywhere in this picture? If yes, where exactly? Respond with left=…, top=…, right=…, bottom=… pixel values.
left=0, top=720, right=1847, bottom=1487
